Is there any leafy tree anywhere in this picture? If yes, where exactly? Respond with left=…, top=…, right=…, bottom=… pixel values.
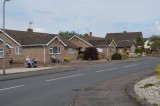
left=149, top=35, right=160, bottom=51
left=123, top=47, right=128, bottom=54
left=136, top=36, right=143, bottom=46
left=59, top=31, right=80, bottom=39
left=84, top=47, right=98, bottom=60
left=134, top=48, right=142, bottom=54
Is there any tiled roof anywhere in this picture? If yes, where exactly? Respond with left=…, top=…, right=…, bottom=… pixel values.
left=4, top=29, right=57, bottom=45
left=116, top=40, right=135, bottom=48
left=88, top=39, right=112, bottom=47
left=58, top=35, right=78, bottom=48
left=106, top=31, right=143, bottom=41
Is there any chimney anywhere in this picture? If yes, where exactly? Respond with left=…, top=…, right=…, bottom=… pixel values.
left=123, top=31, right=127, bottom=33
left=27, top=28, right=33, bottom=32
left=27, top=21, right=33, bottom=32
left=89, top=32, right=92, bottom=37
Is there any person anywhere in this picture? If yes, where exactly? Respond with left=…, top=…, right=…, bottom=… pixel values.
left=26, top=56, right=32, bottom=67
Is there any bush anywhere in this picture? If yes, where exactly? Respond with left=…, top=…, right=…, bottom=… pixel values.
left=84, top=47, right=98, bottom=60
left=134, top=48, right=142, bottom=54
left=64, top=57, right=71, bottom=62
left=111, top=53, right=122, bottom=60
left=77, top=53, right=84, bottom=59
left=98, top=54, right=102, bottom=60
left=122, top=54, right=129, bottom=59
left=155, top=64, right=160, bottom=78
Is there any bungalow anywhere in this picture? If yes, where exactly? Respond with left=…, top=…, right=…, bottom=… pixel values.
left=115, top=40, right=136, bottom=56
left=106, top=31, right=143, bottom=54
left=69, top=34, right=117, bottom=58
left=106, top=31, right=143, bottom=41
left=0, top=29, right=78, bottom=66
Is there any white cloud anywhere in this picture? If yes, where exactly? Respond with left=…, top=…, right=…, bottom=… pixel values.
left=34, top=28, right=47, bottom=33
left=0, top=0, right=160, bottom=37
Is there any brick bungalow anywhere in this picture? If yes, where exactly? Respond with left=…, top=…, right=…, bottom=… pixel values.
left=69, top=34, right=117, bottom=58
left=106, top=31, right=143, bottom=55
left=0, top=29, right=78, bottom=65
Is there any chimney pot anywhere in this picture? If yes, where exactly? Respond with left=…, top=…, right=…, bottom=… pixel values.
left=27, top=28, right=33, bottom=32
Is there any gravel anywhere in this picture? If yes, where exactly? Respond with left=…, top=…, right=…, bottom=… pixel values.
left=134, top=76, right=160, bottom=106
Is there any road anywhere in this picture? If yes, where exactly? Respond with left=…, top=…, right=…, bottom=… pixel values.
left=0, top=57, right=159, bottom=106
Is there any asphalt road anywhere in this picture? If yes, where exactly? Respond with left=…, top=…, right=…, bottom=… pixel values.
left=0, top=57, right=159, bottom=106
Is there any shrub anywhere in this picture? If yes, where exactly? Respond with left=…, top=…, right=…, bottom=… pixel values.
left=64, top=57, right=71, bottom=62
left=134, top=48, right=142, bottom=54
left=122, top=54, right=129, bottom=59
left=98, top=54, right=102, bottom=60
left=155, top=64, right=160, bottom=78
left=141, top=83, right=155, bottom=88
left=111, top=53, right=122, bottom=60
left=77, top=53, right=84, bottom=59
left=84, top=47, right=98, bottom=60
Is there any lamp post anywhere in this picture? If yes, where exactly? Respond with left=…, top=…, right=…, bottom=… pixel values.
left=2, top=0, right=10, bottom=75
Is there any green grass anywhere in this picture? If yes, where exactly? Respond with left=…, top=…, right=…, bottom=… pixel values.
left=140, top=83, right=155, bottom=88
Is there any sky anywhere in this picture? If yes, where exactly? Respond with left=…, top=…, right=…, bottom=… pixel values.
left=0, top=0, right=160, bottom=38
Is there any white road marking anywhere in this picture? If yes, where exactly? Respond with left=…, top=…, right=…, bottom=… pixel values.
left=96, top=68, right=117, bottom=73
left=124, top=64, right=137, bottom=68
left=46, top=74, right=84, bottom=82
left=106, top=68, right=118, bottom=70
left=96, top=70, right=106, bottom=73
left=0, top=85, right=24, bottom=92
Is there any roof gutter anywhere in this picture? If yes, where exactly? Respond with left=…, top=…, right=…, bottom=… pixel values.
left=21, top=44, right=47, bottom=47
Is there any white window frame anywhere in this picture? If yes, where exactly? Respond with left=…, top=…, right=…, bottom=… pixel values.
left=15, top=46, right=22, bottom=55
left=69, top=48, right=75, bottom=54
left=0, top=48, right=4, bottom=58
left=50, top=46, right=61, bottom=54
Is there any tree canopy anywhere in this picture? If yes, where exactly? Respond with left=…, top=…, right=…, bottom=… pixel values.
left=149, top=35, right=160, bottom=50
left=59, top=31, right=81, bottom=39
left=136, top=36, right=143, bottom=46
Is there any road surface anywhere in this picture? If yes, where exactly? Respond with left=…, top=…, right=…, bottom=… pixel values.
left=0, top=57, right=159, bottom=106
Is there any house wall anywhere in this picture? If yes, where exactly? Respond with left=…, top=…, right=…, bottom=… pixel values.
left=0, top=41, right=10, bottom=69
left=144, top=40, right=151, bottom=49
left=47, top=38, right=66, bottom=63
left=64, top=48, right=78, bottom=60
left=70, top=37, right=91, bottom=51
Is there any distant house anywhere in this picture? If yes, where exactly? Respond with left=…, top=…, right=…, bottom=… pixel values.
left=106, top=31, right=143, bottom=47
left=0, top=29, right=78, bottom=65
left=144, top=38, right=151, bottom=49
left=69, top=34, right=117, bottom=58
left=115, top=40, right=136, bottom=56
left=106, top=31, right=143, bottom=55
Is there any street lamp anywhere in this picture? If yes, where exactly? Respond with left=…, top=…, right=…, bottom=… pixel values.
left=2, top=0, right=11, bottom=75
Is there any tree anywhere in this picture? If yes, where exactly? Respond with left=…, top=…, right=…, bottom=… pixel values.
left=123, top=47, right=128, bottom=54
left=59, top=31, right=80, bottom=39
left=149, top=35, right=160, bottom=51
left=84, top=47, right=98, bottom=60
left=136, top=36, right=143, bottom=47
left=134, top=48, right=142, bottom=54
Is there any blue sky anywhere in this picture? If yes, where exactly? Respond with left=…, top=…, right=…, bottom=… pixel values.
left=0, top=0, right=160, bottom=38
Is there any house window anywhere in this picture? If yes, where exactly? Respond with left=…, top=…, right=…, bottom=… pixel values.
left=130, top=47, right=135, bottom=53
left=147, top=43, right=150, bottom=46
left=69, top=48, right=75, bottom=54
left=15, top=46, right=22, bottom=55
left=110, top=47, right=115, bottom=52
left=50, top=46, right=61, bottom=54
left=0, top=48, right=4, bottom=58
